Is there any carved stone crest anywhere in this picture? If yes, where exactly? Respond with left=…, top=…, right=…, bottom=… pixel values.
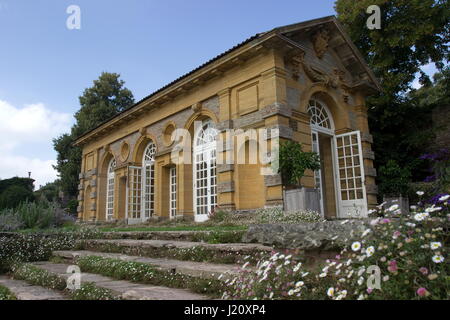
left=312, top=28, right=330, bottom=59
left=191, top=102, right=202, bottom=113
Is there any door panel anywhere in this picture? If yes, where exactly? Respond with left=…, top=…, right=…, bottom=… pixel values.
left=127, top=166, right=143, bottom=225
left=334, top=131, right=368, bottom=218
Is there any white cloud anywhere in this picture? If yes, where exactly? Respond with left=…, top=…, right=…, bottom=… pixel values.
left=0, top=100, right=73, bottom=189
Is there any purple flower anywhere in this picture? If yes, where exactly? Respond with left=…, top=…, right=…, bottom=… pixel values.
left=419, top=267, right=428, bottom=275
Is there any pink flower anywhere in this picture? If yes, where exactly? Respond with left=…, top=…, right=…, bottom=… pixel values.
left=416, top=288, right=429, bottom=297
left=367, top=288, right=373, bottom=294
left=387, top=260, right=398, bottom=273
left=381, top=218, right=391, bottom=224
left=335, top=255, right=341, bottom=260
left=419, top=267, right=429, bottom=275
left=393, top=231, right=401, bottom=239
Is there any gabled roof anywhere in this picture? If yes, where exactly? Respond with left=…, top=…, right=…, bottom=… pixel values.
left=74, top=15, right=380, bottom=146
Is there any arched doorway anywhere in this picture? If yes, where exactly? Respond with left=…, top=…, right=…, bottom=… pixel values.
left=308, top=99, right=337, bottom=218
left=193, top=119, right=218, bottom=222
left=127, top=140, right=156, bottom=224
left=105, top=158, right=116, bottom=220
left=142, top=141, right=156, bottom=219
left=308, top=98, right=368, bottom=218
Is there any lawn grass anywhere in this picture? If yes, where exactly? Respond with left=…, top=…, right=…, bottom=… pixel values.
left=99, top=225, right=248, bottom=232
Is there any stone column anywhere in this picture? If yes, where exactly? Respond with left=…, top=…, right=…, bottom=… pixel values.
left=353, top=93, right=378, bottom=208
left=259, top=58, right=289, bottom=208
left=216, top=88, right=236, bottom=211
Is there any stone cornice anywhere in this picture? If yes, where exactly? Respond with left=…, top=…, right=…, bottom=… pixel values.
left=74, top=34, right=283, bottom=147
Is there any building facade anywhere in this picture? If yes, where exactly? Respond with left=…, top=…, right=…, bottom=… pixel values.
left=75, top=16, right=380, bottom=223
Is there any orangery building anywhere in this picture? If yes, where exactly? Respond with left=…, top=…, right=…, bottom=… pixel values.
left=74, top=16, right=381, bottom=224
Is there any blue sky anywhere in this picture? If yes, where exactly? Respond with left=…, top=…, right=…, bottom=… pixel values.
left=0, top=0, right=436, bottom=189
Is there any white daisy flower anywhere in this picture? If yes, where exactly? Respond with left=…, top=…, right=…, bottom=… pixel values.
left=439, top=195, right=449, bottom=202
left=327, top=287, right=335, bottom=297
left=351, top=241, right=362, bottom=252
left=432, top=255, right=445, bottom=264
left=430, top=242, right=442, bottom=250
left=365, top=246, right=375, bottom=257
left=416, top=191, right=424, bottom=196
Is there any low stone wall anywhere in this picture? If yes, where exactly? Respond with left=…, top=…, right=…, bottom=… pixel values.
left=243, top=220, right=370, bottom=250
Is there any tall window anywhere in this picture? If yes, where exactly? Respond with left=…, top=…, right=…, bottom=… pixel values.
left=142, top=142, right=156, bottom=219
left=193, top=120, right=217, bottom=221
left=170, top=167, right=177, bottom=218
left=106, top=158, right=116, bottom=220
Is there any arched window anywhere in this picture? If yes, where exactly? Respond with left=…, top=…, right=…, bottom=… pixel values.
left=142, top=141, right=156, bottom=219
left=193, top=120, right=218, bottom=222
left=307, top=99, right=334, bottom=133
left=106, top=158, right=116, bottom=220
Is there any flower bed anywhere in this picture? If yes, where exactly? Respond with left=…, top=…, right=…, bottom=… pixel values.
left=223, top=193, right=449, bottom=300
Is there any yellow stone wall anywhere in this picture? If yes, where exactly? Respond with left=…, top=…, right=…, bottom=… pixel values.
left=76, top=30, right=378, bottom=221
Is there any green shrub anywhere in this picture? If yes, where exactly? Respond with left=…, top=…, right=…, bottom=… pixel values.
left=0, top=229, right=99, bottom=272
left=276, top=140, right=321, bottom=186
left=0, top=210, right=24, bottom=231
left=378, top=160, right=411, bottom=197
left=15, top=201, right=56, bottom=229
left=0, top=185, right=34, bottom=210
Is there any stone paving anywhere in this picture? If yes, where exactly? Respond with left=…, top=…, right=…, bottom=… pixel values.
left=0, top=276, right=67, bottom=300
left=83, top=239, right=273, bottom=253
left=33, top=262, right=208, bottom=300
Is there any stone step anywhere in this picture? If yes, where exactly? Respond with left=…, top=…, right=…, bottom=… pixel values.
left=83, top=239, right=273, bottom=255
left=100, top=230, right=245, bottom=242
left=0, top=276, right=67, bottom=300
left=32, top=262, right=208, bottom=300
left=54, top=250, right=240, bottom=280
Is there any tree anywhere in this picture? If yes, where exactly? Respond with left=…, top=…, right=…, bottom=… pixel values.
left=53, top=72, right=135, bottom=197
left=335, top=0, right=450, bottom=195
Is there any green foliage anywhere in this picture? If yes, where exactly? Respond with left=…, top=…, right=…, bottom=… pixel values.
left=0, top=229, right=98, bottom=272
left=53, top=72, right=135, bottom=197
left=256, top=208, right=324, bottom=223
left=277, top=140, right=321, bottom=187
left=15, top=201, right=55, bottom=230
left=70, top=282, right=118, bottom=300
left=12, top=263, right=66, bottom=291
left=0, top=285, right=16, bottom=300
left=34, top=181, right=61, bottom=203
left=335, top=0, right=450, bottom=193
left=0, top=177, right=35, bottom=210
left=378, top=160, right=412, bottom=197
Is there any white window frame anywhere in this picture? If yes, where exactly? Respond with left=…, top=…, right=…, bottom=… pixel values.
left=169, top=167, right=177, bottom=219
left=105, top=158, right=116, bottom=221
left=142, top=142, right=156, bottom=221
left=127, top=166, right=142, bottom=224
left=193, top=120, right=218, bottom=222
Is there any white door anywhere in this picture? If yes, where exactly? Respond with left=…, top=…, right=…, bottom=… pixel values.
left=127, top=166, right=143, bottom=225
left=193, top=120, right=217, bottom=222
left=334, top=131, right=368, bottom=218
left=311, top=131, right=325, bottom=217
